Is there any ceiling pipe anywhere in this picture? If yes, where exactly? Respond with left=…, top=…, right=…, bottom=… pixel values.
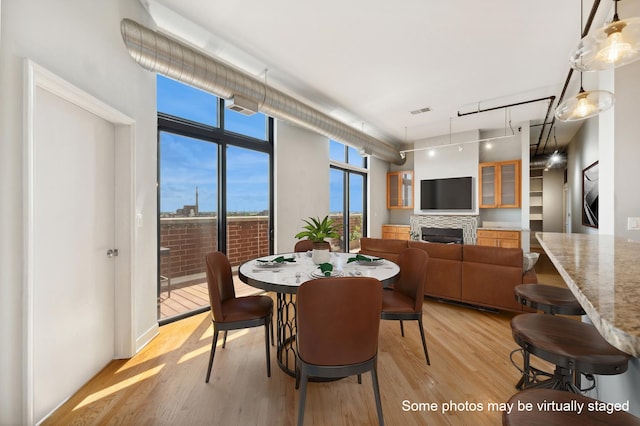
left=530, top=152, right=567, bottom=170
left=120, top=18, right=404, bottom=164
left=456, top=96, right=555, bottom=117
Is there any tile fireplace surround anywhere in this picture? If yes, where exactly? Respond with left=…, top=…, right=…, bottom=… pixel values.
left=410, top=215, right=479, bottom=245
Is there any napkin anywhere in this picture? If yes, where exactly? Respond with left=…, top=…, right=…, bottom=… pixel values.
left=256, top=256, right=296, bottom=263
left=318, top=263, right=333, bottom=277
left=347, top=254, right=383, bottom=263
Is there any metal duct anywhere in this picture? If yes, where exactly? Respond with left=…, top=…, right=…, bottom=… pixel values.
left=120, top=18, right=404, bottom=164
left=530, top=153, right=567, bottom=170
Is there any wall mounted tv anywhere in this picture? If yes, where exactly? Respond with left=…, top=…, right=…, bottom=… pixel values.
left=420, top=176, right=473, bottom=210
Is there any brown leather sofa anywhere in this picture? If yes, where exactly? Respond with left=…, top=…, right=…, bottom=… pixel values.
left=359, top=237, right=537, bottom=312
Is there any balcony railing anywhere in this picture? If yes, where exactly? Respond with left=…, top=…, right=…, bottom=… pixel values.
left=158, top=214, right=362, bottom=320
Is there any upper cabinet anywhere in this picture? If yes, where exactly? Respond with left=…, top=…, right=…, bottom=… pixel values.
left=387, top=171, right=414, bottom=209
left=478, top=160, right=521, bottom=208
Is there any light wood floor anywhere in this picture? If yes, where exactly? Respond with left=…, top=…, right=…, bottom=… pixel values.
left=44, top=265, right=565, bottom=426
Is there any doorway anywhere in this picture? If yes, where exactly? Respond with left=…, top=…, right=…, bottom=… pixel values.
left=24, top=61, right=135, bottom=424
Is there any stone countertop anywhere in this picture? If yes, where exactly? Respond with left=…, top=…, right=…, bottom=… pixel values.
left=477, top=227, right=523, bottom=231
left=536, top=232, right=640, bottom=357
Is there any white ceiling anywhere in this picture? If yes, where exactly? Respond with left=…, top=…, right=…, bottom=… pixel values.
left=143, top=0, right=614, bottom=156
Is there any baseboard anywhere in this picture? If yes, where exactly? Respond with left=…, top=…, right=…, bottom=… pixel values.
left=135, top=322, right=160, bottom=354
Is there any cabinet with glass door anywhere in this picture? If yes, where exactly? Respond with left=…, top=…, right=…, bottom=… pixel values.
left=387, top=171, right=414, bottom=209
left=478, top=160, right=521, bottom=208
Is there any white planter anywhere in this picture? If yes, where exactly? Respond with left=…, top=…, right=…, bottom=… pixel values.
left=312, top=248, right=331, bottom=265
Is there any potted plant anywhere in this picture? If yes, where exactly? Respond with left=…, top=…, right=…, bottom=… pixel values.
left=295, top=216, right=341, bottom=264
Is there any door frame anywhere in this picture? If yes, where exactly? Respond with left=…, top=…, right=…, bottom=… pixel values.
left=23, top=60, right=136, bottom=424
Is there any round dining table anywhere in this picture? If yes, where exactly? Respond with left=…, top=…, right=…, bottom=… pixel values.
left=238, top=251, right=400, bottom=377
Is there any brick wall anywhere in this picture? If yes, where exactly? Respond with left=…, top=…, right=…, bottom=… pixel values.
left=160, top=216, right=269, bottom=280
left=159, top=214, right=362, bottom=280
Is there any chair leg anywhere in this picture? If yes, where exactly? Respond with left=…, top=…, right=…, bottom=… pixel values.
left=417, top=317, right=430, bottom=366
left=222, top=330, right=228, bottom=348
left=371, top=365, right=384, bottom=426
left=270, top=314, right=274, bottom=346
left=297, top=365, right=309, bottom=426
left=399, top=320, right=405, bottom=337
left=264, top=321, right=271, bottom=377
left=205, top=328, right=220, bottom=383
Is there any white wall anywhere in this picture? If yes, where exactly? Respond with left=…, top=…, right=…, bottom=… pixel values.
left=369, top=155, right=391, bottom=237
left=413, top=130, right=480, bottom=216
left=0, top=1, right=157, bottom=423
left=274, top=121, right=330, bottom=253
left=542, top=168, right=564, bottom=232
left=614, top=52, right=640, bottom=239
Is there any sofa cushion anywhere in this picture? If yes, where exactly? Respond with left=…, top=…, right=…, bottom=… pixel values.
left=408, top=241, right=462, bottom=261
left=359, top=238, right=408, bottom=263
left=462, top=245, right=523, bottom=268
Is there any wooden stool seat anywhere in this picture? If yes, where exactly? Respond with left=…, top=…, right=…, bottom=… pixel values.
left=515, top=284, right=585, bottom=315
left=511, top=314, right=630, bottom=391
left=503, top=389, right=640, bottom=425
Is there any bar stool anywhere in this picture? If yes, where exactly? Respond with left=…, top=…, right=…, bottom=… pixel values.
left=514, top=283, right=585, bottom=316
left=503, top=389, right=640, bottom=425
left=512, top=283, right=586, bottom=390
left=511, top=314, right=630, bottom=392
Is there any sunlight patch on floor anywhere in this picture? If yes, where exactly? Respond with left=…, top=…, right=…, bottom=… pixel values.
left=73, top=365, right=165, bottom=410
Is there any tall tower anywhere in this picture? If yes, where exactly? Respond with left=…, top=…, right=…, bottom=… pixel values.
left=195, top=186, right=199, bottom=215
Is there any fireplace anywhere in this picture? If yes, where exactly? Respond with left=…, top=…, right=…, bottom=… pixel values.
left=421, top=227, right=464, bottom=244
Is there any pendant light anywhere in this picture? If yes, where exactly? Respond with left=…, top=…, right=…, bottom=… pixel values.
left=570, top=0, right=640, bottom=71
left=554, top=76, right=614, bottom=121
left=556, top=0, right=615, bottom=121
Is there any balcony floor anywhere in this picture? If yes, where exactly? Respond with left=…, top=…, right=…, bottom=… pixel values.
left=158, top=275, right=261, bottom=321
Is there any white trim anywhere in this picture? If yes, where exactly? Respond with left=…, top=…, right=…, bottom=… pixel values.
left=136, top=323, right=160, bottom=353
left=23, top=60, right=137, bottom=424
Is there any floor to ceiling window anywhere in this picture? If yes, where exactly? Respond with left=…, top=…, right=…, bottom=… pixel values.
left=330, top=140, right=367, bottom=252
left=157, top=75, right=273, bottom=323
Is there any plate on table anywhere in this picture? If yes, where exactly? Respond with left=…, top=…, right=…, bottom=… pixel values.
left=354, top=259, right=384, bottom=266
left=255, top=260, right=284, bottom=268
left=310, top=270, right=344, bottom=278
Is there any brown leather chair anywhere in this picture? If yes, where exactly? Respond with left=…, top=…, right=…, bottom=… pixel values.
left=204, top=251, right=273, bottom=382
left=503, top=389, right=640, bottom=425
left=295, top=277, right=384, bottom=426
left=381, top=247, right=430, bottom=365
left=294, top=239, right=315, bottom=253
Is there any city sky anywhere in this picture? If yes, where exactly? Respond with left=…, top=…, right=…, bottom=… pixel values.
left=157, top=75, right=362, bottom=214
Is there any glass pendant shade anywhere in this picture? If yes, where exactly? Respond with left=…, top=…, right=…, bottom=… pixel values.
left=554, top=88, right=615, bottom=121
left=570, top=16, right=640, bottom=71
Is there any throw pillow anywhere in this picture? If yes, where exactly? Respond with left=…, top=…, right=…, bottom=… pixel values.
left=523, top=252, right=540, bottom=272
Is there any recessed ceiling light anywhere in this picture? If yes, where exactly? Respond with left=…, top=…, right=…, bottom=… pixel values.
left=410, top=107, right=432, bottom=115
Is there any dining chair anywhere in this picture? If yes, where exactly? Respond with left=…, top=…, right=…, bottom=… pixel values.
left=381, top=247, right=430, bottom=365
left=295, top=277, right=384, bottom=426
left=294, top=239, right=315, bottom=253
left=204, top=251, right=274, bottom=382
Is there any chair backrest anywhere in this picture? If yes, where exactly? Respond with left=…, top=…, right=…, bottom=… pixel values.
left=294, top=239, right=315, bottom=253
left=296, top=277, right=382, bottom=366
left=394, top=248, right=429, bottom=312
left=205, top=251, right=236, bottom=322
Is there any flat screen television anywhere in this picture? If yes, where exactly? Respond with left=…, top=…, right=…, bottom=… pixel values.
left=420, top=176, right=473, bottom=210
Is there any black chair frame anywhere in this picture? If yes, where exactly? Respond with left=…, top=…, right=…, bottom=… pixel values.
left=381, top=311, right=430, bottom=365
left=295, top=356, right=383, bottom=426
left=205, top=313, right=273, bottom=383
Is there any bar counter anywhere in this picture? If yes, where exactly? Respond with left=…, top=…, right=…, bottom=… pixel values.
left=536, top=232, right=640, bottom=358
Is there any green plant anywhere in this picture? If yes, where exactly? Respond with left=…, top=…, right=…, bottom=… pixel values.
left=295, top=216, right=341, bottom=242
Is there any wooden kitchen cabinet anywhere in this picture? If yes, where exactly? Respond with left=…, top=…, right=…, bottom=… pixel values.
left=476, top=229, right=521, bottom=248
left=478, top=160, right=521, bottom=208
left=387, top=171, right=414, bottom=209
left=382, top=225, right=410, bottom=240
